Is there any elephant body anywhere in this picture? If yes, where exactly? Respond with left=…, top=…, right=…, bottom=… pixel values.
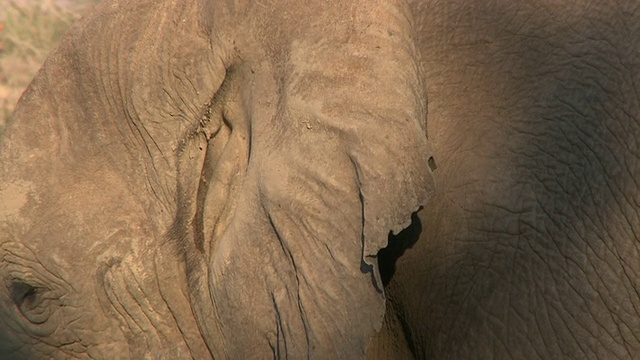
left=371, top=2, right=640, bottom=358
left=0, top=0, right=639, bottom=359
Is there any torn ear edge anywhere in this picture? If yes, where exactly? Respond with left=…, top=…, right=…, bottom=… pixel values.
left=352, top=141, right=436, bottom=292
left=364, top=204, right=426, bottom=292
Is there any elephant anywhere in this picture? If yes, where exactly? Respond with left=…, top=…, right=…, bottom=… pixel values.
left=1, top=0, right=639, bottom=358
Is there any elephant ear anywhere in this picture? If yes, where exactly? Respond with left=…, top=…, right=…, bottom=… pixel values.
left=269, top=37, right=437, bottom=288
left=176, top=2, right=436, bottom=358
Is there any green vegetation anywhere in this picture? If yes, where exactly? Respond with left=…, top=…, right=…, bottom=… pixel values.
left=0, top=0, right=96, bottom=132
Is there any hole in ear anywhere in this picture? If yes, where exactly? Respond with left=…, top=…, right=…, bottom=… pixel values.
left=428, top=156, right=437, bottom=171
left=377, top=212, right=422, bottom=287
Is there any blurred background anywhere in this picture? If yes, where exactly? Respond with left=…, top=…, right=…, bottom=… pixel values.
left=0, top=0, right=99, bottom=133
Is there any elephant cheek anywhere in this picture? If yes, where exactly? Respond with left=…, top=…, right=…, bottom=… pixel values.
left=186, top=156, right=386, bottom=358
left=97, top=257, right=202, bottom=359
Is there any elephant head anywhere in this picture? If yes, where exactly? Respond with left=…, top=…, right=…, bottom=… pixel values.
left=0, top=0, right=435, bottom=358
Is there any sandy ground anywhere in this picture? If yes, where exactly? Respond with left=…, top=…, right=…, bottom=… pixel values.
left=0, top=0, right=98, bottom=131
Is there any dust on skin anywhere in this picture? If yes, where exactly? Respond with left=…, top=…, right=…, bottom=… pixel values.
left=0, top=181, right=36, bottom=229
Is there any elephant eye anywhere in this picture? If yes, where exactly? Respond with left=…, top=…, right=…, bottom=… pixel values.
left=11, top=281, right=38, bottom=307
left=10, top=281, right=51, bottom=324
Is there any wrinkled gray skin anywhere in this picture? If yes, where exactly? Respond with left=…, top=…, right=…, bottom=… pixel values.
left=0, top=0, right=433, bottom=358
left=369, top=2, right=640, bottom=359
left=0, top=0, right=639, bottom=359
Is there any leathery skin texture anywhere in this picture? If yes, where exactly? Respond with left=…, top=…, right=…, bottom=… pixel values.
left=367, top=2, right=640, bottom=359
left=0, top=0, right=433, bottom=358
left=0, top=0, right=639, bottom=359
